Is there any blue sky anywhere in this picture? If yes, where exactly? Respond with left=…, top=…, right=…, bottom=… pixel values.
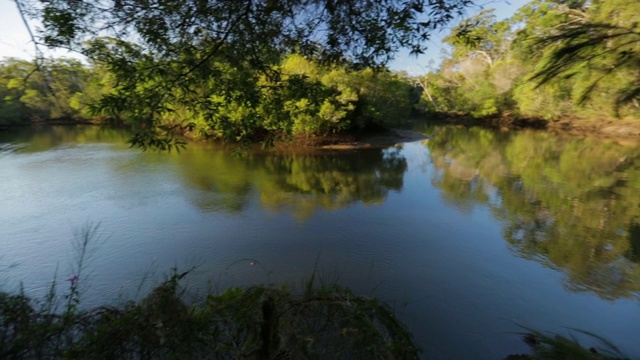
left=392, top=0, right=530, bottom=74
left=0, top=0, right=529, bottom=75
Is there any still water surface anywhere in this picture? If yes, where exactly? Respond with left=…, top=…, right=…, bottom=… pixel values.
left=1, top=125, right=640, bottom=359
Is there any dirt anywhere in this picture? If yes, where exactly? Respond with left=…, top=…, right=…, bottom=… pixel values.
left=429, top=113, right=640, bottom=140
left=546, top=118, right=640, bottom=138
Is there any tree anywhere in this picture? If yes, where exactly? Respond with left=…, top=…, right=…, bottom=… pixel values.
left=420, top=9, right=519, bottom=117
left=0, top=57, right=100, bottom=124
left=18, top=0, right=473, bottom=148
left=527, top=0, right=640, bottom=116
left=415, top=0, right=639, bottom=121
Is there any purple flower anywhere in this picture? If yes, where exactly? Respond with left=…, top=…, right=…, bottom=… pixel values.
left=67, top=275, right=79, bottom=285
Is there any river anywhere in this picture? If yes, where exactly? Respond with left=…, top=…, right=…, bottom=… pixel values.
left=1, top=125, right=639, bottom=359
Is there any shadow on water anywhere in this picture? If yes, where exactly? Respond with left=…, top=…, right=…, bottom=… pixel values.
left=425, top=125, right=640, bottom=300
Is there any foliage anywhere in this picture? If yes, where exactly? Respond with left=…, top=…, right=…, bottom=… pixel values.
left=417, top=9, right=522, bottom=118
left=190, top=54, right=417, bottom=143
left=8, top=0, right=640, bottom=131
left=0, top=271, right=421, bottom=359
left=416, top=0, right=640, bottom=122
left=0, top=220, right=420, bottom=358
left=0, top=53, right=417, bottom=147
left=17, top=0, right=471, bottom=148
left=0, top=57, right=105, bottom=125
left=530, top=0, right=640, bottom=115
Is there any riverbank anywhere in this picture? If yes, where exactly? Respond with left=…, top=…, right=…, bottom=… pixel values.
left=0, top=275, right=628, bottom=360
left=273, top=113, right=640, bottom=151
left=427, top=112, right=640, bottom=139
left=4, top=114, right=640, bottom=151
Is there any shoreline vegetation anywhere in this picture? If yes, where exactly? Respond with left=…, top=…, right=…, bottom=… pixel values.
left=3, top=114, right=640, bottom=152
left=1, top=268, right=631, bottom=360
left=1, top=269, right=632, bottom=359
left=0, top=226, right=422, bottom=359
left=0, top=272, right=422, bottom=359
left=0, top=227, right=634, bottom=359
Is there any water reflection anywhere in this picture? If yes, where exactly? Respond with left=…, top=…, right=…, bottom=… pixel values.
left=426, top=126, right=640, bottom=300
left=170, top=145, right=407, bottom=219
left=0, top=126, right=130, bottom=152
left=7, top=124, right=640, bottom=302
left=1, top=126, right=408, bottom=219
left=3, top=125, right=640, bottom=357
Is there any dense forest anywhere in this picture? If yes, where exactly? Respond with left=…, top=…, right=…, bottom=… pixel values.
left=418, top=0, right=640, bottom=120
left=0, top=56, right=418, bottom=142
left=1, top=0, right=638, bottom=146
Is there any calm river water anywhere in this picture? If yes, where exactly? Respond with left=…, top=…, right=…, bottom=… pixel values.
left=1, top=125, right=640, bottom=359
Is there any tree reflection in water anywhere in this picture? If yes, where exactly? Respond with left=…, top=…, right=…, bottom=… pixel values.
left=172, top=144, right=407, bottom=220
left=426, top=126, right=640, bottom=300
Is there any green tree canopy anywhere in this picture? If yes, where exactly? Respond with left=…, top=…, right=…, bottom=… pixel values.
left=415, top=0, right=640, bottom=121
left=530, top=0, right=640, bottom=113
left=0, top=57, right=102, bottom=124
left=18, top=0, right=472, bottom=148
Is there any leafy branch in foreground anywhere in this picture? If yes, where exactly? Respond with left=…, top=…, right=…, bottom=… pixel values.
left=16, top=0, right=472, bottom=149
left=530, top=0, right=640, bottom=113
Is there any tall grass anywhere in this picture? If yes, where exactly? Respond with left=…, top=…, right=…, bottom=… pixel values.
left=0, top=225, right=421, bottom=359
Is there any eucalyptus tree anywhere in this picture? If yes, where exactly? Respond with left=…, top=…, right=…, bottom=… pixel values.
left=530, top=0, right=640, bottom=115
left=421, top=9, right=518, bottom=117
left=18, top=0, right=474, bottom=148
left=514, top=0, right=640, bottom=118
left=418, top=0, right=639, bottom=121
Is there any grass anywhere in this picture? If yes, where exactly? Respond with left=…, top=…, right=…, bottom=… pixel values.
left=0, top=225, right=421, bottom=359
left=504, top=327, right=631, bottom=360
left=1, top=225, right=634, bottom=359
left=0, top=270, right=422, bottom=359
